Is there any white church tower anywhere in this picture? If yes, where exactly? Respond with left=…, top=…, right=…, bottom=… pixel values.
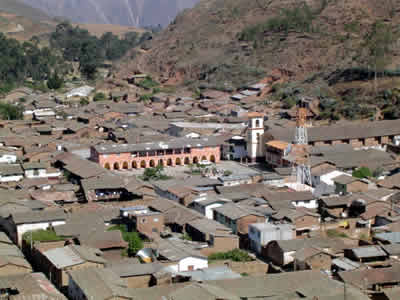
left=247, top=112, right=264, bottom=162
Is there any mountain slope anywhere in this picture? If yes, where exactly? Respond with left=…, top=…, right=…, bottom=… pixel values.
left=20, top=0, right=199, bottom=27
left=0, top=0, right=51, bottom=21
left=114, top=0, right=400, bottom=88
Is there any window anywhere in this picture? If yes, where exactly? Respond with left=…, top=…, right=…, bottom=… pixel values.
left=154, top=218, right=159, bottom=222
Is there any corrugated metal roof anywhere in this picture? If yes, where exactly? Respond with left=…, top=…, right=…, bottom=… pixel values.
left=351, top=245, right=387, bottom=258
left=44, top=247, right=84, bottom=269
left=375, top=232, right=400, bottom=244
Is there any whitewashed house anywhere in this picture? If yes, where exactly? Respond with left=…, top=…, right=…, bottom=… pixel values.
left=6, top=209, right=67, bottom=245
left=0, top=151, right=17, bottom=164
left=157, top=239, right=208, bottom=272
left=22, top=162, right=61, bottom=179
left=0, top=164, right=24, bottom=182
left=248, top=223, right=295, bottom=254
left=192, top=194, right=230, bottom=219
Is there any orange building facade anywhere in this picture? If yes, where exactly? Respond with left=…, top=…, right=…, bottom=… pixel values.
left=91, top=138, right=221, bottom=170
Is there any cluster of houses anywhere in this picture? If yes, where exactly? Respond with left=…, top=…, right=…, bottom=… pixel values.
left=2, top=73, right=400, bottom=299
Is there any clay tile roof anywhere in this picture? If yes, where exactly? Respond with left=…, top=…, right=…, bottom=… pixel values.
left=247, top=112, right=264, bottom=118
left=266, top=140, right=289, bottom=150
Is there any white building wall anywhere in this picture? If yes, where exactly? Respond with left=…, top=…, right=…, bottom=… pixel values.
left=17, top=221, right=66, bottom=245
left=178, top=257, right=208, bottom=272
left=0, top=155, right=17, bottom=164
left=247, top=117, right=264, bottom=160
left=283, top=251, right=296, bottom=265
left=291, top=199, right=318, bottom=209
left=205, top=203, right=223, bottom=219
left=0, top=175, right=23, bottom=182
left=25, top=169, right=61, bottom=179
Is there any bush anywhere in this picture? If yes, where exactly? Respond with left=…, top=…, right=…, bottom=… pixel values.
left=93, top=92, right=107, bottom=102
left=139, top=94, right=151, bottom=102
left=79, top=97, right=89, bottom=106
left=208, top=249, right=253, bottom=262
left=352, top=167, right=372, bottom=179
left=137, top=76, right=159, bottom=90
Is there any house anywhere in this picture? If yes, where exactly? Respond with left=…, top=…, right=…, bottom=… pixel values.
left=261, top=190, right=317, bottom=209
left=344, top=245, right=388, bottom=264
left=68, top=267, right=132, bottom=300
left=38, top=245, right=106, bottom=290
left=374, top=232, right=400, bottom=244
left=263, top=237, right=342, bottom=267
left=174, top=265, right=241, bottom=283
left=0, top=164, right=24, bottom=182
left=270, top=208, right=321, bottom=236
left=0, top=150, right=17, bottom=164
left=23, top=162, right=61, bottom=179
left=66, top=85, right=94, bottom=98
left=381, top=244, right=400, bottom=260
left=156, top=238, right=208, bottom=272
left=0, top=232, right=32, bottom=276
left=331, top=257, right=362, bottom=274
left=218, top=174, right=253, bottom=186
left=319, top=195, right=352, bottom=219
left=213, top=203, right=266, bottom=235
left=81, top=174, right=155, bottom=203
left=265, top=140, right=291, bottom=167
left=338, top=264, right=400, bottom=291
left=294, top=247, right=334, bottom=271
left=185, top=217, right=235, bottom=247
left=109, top=261, right=163, bottom=288
left=333, top=174, right=369, bottom=195
left=5, top=209, right=67, bottom=245
left=120, top=206, right=164, bottom=238
left=191, top=194, right=230, bottom=219
left=148, top=198, right=203, bottom=232
left=0, top=272, right=67, bottom=300
left=132, top=270, right=368, bottom=300
left=248, top=223, right=295, bottom=254
left=55, top=222, right=127, bottom=254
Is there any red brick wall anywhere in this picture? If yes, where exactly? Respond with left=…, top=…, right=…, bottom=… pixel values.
left=136, top=214, right=164, bottom=236
left=237, top=215, right=266, bottom=235
left=94, top=146, right=220, bottom=170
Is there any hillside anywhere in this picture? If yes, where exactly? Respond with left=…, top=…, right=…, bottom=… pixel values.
left=114, top=0, right=400, bottom=89
left=19, top=0, right=199, bottom=28
left=0, top=0, right=51, bottom=21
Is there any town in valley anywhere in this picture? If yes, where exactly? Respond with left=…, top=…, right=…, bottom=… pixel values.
left=1, top=0, right=400, bottom=299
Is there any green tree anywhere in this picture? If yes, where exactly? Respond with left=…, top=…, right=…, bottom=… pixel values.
left=128, top=232, right=143, bottom=257
left=142, top=165, right=167, bottom=181
left=352, top=167, right=372, bottom=179
left=47, top=71, right=64, bottom=90
left=0, top=103, right=23, bottom=120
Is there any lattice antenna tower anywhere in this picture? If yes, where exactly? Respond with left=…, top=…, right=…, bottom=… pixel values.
left=292, top=98, right=312, bottom=187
